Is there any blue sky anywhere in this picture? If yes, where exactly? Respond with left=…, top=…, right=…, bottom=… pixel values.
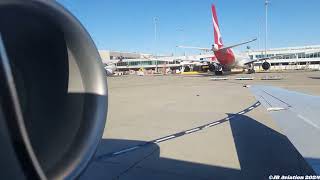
left=57, top=0, right=320, bottom=55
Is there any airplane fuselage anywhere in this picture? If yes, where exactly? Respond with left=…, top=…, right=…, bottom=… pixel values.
left=214, top=48, right=253, bottom=71
left=214, top=48, right=235, bottom=69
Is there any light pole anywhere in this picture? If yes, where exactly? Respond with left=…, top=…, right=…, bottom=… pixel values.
left=153, top=17, right=159, bottom=72
left=265, top=0, right=269, bottom=57
left=154, top=17, right=158, bottom=42
left=177, top=27, right=186, bottom=56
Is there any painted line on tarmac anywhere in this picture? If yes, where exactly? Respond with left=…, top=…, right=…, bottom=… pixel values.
left=185, top=128, right=200, bottom=134
left=203, top=122, right=220, bottom=129
left=155, top=135, right=176, bottom=143
left=96, top=101, right=261, bottom=161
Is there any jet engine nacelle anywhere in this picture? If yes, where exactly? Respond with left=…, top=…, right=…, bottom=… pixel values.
left=0, top=1, right=107, bottom=179
left=262, top=61, right=271, bottom=70
left=208, top=63, right=223, bottom=72
left=208, top=63, right=216, bottom=72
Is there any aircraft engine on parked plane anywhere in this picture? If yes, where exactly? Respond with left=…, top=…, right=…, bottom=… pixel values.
left=262, top=61, right=271, bottom=70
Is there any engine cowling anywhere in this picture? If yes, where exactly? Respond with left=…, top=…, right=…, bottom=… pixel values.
left=0, top=1, right=107, bottom=179
left=208, top=63, right=216, bottom=72
left=183, top=65, right=191, bottom=72
left=262, top=61, right=271, bottom=70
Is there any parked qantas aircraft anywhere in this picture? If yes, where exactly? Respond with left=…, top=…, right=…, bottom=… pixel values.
left=178, top=4, right=276, bottom=75
left=105, top=4, right=281, bottom=76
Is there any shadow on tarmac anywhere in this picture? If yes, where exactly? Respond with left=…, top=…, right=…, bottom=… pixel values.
left=80, top=114, right=315, bottom=180
left=309, top=76, right=320, bottom=79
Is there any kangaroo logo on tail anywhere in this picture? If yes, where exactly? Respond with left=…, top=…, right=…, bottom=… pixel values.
left=211, top=4, right=223, bottom=47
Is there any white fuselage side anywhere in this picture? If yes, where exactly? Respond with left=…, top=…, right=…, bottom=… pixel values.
left=233, top=53, right=252, bottom=69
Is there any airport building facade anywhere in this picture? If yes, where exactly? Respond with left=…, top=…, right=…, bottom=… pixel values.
left=99, top=45, right=320, bottom=73
left=99, top=50, right=182, bottom=72
left=249, top=45, right=320, bottom=71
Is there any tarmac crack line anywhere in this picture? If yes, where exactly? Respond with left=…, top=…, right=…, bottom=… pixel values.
left=112, top=145, right=160, bottom=180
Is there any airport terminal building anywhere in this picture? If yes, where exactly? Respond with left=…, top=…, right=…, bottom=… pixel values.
left=99, top=50, right=181, bottom=72
left=99, top=45, right=320, bottom=73
left=249, top=45, right=320, bottom=71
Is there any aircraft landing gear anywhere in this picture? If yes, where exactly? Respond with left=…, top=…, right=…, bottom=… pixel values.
left=213, top=64, right=224, bottom=76
left=248, top=69, right=255, bottom=74
left=247, top=63, right=255, bottom=74
left=183, top=65, right=191, bottom=72
left=214, top=71, right=223, bottom=75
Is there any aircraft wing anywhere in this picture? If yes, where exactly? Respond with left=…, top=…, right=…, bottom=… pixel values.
left=174, top=54, right=215, bottom=62
left=176, top=45, right=212, bottom=52
left=142, top=54, right=215, bottom=62
left=249, top=85, right=320, bottom=174
left=177, top=59, right=211, bottom=62
left=243, top=54, right=285, bottom=65
left=177, top=38, right=257, bottom=52
left=218, top=38, right=257, bottom=52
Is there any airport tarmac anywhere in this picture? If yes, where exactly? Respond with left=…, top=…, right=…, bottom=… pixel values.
left=81, top=70, right=320, bottom=180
